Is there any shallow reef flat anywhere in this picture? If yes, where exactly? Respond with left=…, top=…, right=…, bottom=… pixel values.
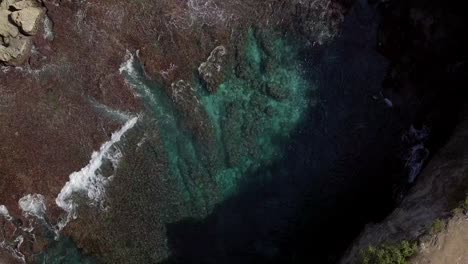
left=2, top=0, right=466, bottom=263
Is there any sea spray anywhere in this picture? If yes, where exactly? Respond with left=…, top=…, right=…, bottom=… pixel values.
left=90, top=99, right=135, bottom=122
left=55, top=116, right=139, bottom=230
left=0, top=205, right=25, bottom=263
left=120, top=51, right=161, bottom=109
left=403, top=125, right=430, bottom=183
left=120, top=51, right=213, bottom=214
left=0, top=205, right=12, bottom=221
left=1, top=235, right=26, bottom=263
left=18, top=194, right=47, bottom=220
left=18, top=194, right=55, bottom=233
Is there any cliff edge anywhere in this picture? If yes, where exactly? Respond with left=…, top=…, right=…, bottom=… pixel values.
left=340, top=108, right=468, bottom=263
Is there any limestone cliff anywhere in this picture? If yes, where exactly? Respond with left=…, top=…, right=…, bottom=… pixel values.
left=0, top=0, right=44, bottom=65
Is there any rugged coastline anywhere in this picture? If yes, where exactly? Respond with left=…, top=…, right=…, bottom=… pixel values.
left=0, top=0, right=467, bottom=263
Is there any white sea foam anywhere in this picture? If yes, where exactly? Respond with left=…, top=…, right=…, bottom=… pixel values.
left=403, top=125, right=430, bottom=183
left=405, top=143, right=430, bottom=183
left=91, top=99, right=134, bottom=122
left=166, top=0, right=230, bottom=30
left=119, top=50, right=137, bottom=75
left=43, top=15, right=55, bottom=41
left=120, top=51, right=160, bottom=108
left=1, top=205, right=28, bottom=263
left=187, top=0, right=229, bottom=26
left=18, top=194, right=47, bottom=219
left=55, top=116, right=138, bottom=229
left=383, top=98, right=393, bottom=107
left=0, top=239, right=25, bottom=263
left=0, top=234, right=25, bottom=263
left=0, top=205, right=12, bottom=220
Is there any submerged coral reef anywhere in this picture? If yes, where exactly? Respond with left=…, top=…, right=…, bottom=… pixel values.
left=119, top=26, right=313, bottom=220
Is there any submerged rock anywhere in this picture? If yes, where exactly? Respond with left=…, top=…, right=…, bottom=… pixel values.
left=198, top=46, right=228, bottom=93
left=266, top=84, right=289, bottom=101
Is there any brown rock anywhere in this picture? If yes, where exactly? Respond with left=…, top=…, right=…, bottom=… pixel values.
left=198, top=46, right=228, bottom=93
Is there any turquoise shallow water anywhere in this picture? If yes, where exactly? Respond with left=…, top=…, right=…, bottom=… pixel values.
left=69, top=28, right=313, bottom=263
left=35, top=27, right=314, bottom=264
left=120, top=28, right=314, bottom=216
left=35, top=237, right=95, bottom=264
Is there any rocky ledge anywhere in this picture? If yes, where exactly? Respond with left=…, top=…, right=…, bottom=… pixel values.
left=0, top=0, right=44, bottom=65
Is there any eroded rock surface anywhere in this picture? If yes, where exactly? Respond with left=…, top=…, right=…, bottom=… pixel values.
left=0, top=0, right=44, bottom=65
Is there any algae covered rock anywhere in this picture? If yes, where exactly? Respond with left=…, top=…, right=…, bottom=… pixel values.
left=266, top=84, right=289, bottom=101
left=198, top=46, right=228, bottom=93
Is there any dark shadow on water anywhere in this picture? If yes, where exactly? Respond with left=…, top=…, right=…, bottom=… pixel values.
left=162, top=3, right=410, bottom=263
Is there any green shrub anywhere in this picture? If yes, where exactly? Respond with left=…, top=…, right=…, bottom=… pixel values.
left=431, top=219, right=445, bottom=234
left=451, top=195, right=468, bottom=215
left=361, top=240, right=418, bottom=264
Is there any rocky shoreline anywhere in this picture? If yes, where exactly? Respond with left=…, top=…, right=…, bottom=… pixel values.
left=0, top=0, right=467, bottom=263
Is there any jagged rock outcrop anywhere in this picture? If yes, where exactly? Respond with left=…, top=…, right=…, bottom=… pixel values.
left=198, top=46, right=227, bottom=93
left=0, top=0, right=44, bottom=65
left=0, top=10, right=19, bottom=40
left=0, top=34, right=32, bottom=62
left=11, top=6, right=44, bottom=35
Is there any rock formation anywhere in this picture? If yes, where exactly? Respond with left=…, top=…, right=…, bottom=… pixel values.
left=198, top=46, right=227, bottom=93
left=0, top=0, right=44, bottom=65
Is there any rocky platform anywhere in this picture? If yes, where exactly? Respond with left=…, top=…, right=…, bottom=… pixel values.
left=0, top=0, right=466, bottom=263
left=0, top=0, right=347, bottom=262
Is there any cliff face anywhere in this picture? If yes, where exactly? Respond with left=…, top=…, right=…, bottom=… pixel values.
left=340, top=0, right=468, bottom=262
left=340, top=109, right=468, bottom=263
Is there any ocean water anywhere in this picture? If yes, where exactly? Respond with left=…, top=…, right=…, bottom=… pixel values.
left=71, top=27, right=317, bottom=263
left=118, top=28, right=313, bottom=217
left=35, top=2, right=408, bottom=263
left=35, top=237, right=95, bottom=264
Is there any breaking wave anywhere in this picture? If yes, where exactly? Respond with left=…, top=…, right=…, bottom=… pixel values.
left=403, top=125, right=430, bottom=183
left=55, top=116, right=139, bottom=230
